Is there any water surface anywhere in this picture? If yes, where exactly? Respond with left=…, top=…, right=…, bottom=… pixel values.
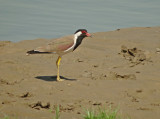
left=0, top=0, right=160, bottom=42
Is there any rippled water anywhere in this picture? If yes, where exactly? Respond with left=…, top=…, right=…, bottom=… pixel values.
left=0, top=0, right=160, bottom=42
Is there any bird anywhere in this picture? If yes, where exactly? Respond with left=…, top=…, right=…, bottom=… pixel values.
left=26, top=29, right=91, bottom=81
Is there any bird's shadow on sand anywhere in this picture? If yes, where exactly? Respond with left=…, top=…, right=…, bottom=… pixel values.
left=35, top=75, right=77, bottom=82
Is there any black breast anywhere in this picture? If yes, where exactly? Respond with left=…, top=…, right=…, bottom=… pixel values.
left=73, top=36, right=85, bottom=51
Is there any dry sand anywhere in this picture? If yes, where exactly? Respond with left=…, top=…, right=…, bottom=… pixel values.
left=0, top=27, right=160, bottom=119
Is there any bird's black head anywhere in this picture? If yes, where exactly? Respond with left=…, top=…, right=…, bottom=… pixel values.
left=75, top=29, right=87, bottom=34
left=74, top=29, right=91, bottom=37
left=73, top=29, right=91, bottom=51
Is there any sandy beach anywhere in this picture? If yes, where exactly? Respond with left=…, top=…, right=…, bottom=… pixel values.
left=0, top=27, right=160, bottom=119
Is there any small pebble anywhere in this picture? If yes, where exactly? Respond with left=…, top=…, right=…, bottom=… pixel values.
left=156, top=48, right=160, bottom=53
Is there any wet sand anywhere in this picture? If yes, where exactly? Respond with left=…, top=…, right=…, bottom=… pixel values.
left=0, top=27, right=160, bottom=119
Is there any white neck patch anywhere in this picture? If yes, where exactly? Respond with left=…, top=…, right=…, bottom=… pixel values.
left=64, top=31, right=82, bottom=52
left=75, top=31, right=82, bottom=37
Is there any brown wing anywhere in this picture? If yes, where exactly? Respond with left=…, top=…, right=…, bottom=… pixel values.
left=35, top=35, right=74, bottom=53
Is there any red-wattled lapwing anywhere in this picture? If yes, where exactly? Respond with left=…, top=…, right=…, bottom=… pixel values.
left=26, top=29, right=91, bottom=81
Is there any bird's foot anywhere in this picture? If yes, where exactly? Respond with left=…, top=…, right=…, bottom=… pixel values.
left=57, top=77, right=64, bottom=82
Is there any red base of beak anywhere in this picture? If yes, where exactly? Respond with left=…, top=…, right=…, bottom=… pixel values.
left=86, top=33, right=91, bottom=37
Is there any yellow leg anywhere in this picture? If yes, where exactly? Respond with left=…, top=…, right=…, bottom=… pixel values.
left=56, top=56, right=64, bottom=81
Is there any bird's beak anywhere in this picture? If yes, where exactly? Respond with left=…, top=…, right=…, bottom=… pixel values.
left=86, top=33, right=92, bottom=37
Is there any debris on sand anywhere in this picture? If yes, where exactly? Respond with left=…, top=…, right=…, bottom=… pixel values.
left=156, top=48, right=160, bottom=54
left=120, top=45, right=151, bottom=66
left=53, top=104, right=75, bottom=112
left=106, top=72, right=136, bottom=80
left=93, top=72, right=136, bottom=80
left=92, top=102, right=102, bottom=106
left=0, top=78, right=10, bottom=85
left=20, top=92, right=32, bottom=98
left=29, top=101, right=50, bottom=110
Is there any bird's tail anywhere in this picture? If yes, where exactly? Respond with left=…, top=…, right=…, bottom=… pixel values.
left=26, top=50, right=51, bottom=55
left=26, top=50, right=40, bottom=54
left=26, top=45, right=53, bottom=55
